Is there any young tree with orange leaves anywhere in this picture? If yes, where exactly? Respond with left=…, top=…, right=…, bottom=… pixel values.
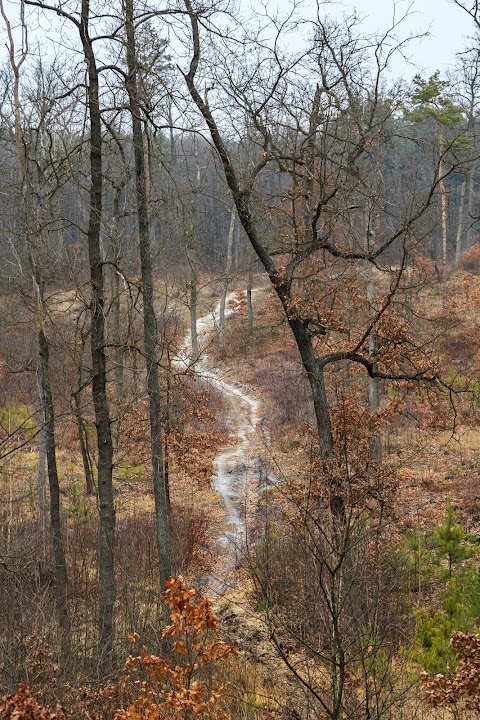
left=116, top=576, right=238, bottom=720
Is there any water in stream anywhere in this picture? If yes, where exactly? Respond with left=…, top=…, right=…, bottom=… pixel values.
left=174, top=293, right=262, bottom=595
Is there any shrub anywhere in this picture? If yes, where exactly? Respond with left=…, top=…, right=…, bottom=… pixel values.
left=0, top=683, right=66, bottom=720
left=422, top=631, right=480, bottom=711
left=460, top=244, right=480, bottom=275
left=0, top=404, right=38, bottom=438
left=115, top=576, right=238, bottom=720
left=412, top=504, right=480, bottom=675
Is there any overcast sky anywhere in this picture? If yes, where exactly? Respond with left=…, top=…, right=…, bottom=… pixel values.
left=0, top=0, right=475, bottom=82
left=339, top=0, right=472, bottom=77
left=267, top=0, right=474, bottom=80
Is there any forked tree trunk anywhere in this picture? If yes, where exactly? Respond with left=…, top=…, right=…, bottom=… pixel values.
left=184, top=9, right=344, bottom=522
left=124, top=0, right=172, bottom=592
left=184, top=14, right=335, bottom=462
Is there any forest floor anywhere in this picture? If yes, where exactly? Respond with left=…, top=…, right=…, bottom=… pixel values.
left=187, top=272, right=480, bottom=712
left=3, top=268, right=480, bottom=716
left=205, top=275, right=480, bottom=540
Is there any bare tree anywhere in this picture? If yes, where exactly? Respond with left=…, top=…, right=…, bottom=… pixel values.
left=453, top=46, right=480, bottom=262
left=0, top=5, right=71, bottom=662
left=123, top=0, right=172, bottom=592
left=182, top=2, right=456, bottom=521
left=24, top=0, right=117, bottom=673
left=77, top=0, right=116, bottom=671
left=218, top=203, right=236, bottom=356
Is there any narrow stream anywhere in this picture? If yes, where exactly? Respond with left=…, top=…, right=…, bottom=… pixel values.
left=175, top=292, right=262, bottom=595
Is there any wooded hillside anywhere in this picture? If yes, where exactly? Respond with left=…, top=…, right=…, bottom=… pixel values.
left=2, top=1, right=480, bottom=718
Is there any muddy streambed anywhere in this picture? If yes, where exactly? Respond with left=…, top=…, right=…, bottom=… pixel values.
left=175, top=292, right=263, bottom=596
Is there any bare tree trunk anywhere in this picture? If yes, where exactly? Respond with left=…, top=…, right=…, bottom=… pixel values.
left=289, top=320, right=346, bottom=522
left=461, top=101, right=477, bottom=254
left=36, top=403, right=48, bottom=529
left=110, top=181, right=126, bottom=452
left=111, top=265, right=122, bottom=451
left=439, top=127, right=448, bottom=273
left=124, top=0, right=172, bottom=591
left=187, top=147, right=202, bottom=360
left=37, top=284, right=71, bottom=662
left=440, top=176, right=448, bottom=270
left=1, top=0, right=72, bottom=663
left=466, top=157, right=478, bottom=250
left=455, top=174, right=467, bottom=265
left=184, top=26, right=334, bottom=457
left=189, top=263, right=199, bottom=359
left=79, top=0, right=115, bottom=672
left=168, top=97, right=176, bottom=167
left=292, top=326, right=334, bottom=458
left=219, top=204, right=235, bottom=355
left=164, top=351, right=172, bottom=515
left=366, top=274, right=381, bottom=463
left=73, top=325, right=95, bottom=496
left=365, top=209, right=381, bottom=464
left=74, top=391, right=95, bottom=496
left=246, top=262, right=254, bottom=337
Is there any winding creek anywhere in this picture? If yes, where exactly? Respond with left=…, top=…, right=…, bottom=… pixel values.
left=175, top=292, right=263, bottom=597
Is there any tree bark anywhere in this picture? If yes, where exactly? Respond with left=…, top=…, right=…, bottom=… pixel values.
left=439, top=126, right=448, bottom=273
left=183, top=16, right=334, bottom=457
left=37, top=286, right=72, bottom=662
left=189, top=262, right=199, bottom=359
left=246, top=262, right=254, bottom=337
left=466, top=159, right=477, bottom=249
left=111, top=186, right=125, bottom=452
left=365, top=210, right=381, bottom=464
left=74, top=390, right=96, bottom=496
left=36, top=404, right=48, bottom=530
left=111, top=266, right=122, bottom=451
left=455, top=174, right=467, bottom=264
left=288, top=318, right=334, bottom=457
left=219, top=204, right=236, bottom=355
left=73, top=325, right=96, bottom=496
left=459, top=95, right=477, bottom=256
left=164, top=352, right=172, bottom=514
left=466, top=125, right=479, bottom=250
left=79, top=0, right=116, bottom=671
left=124, top=0, right=172, bottom=591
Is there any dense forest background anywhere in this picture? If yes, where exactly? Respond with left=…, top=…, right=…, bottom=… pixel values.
left=3, top=0, right=480, bottom=718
